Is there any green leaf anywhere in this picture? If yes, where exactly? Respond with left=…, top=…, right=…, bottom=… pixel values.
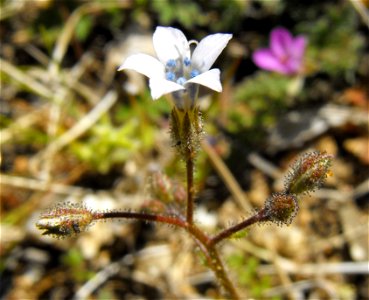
left=76, top=15, right=93, bottom=42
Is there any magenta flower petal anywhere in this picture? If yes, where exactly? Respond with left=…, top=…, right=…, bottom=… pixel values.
left=284, top=57, right=301, bottom=74
left=291, top=36, right=307, bottom=59
left=252, top=49, right=290, bottom=74
left=270, top=27, right=293, bottom=59
left=253, top=27, right=307, bottom=75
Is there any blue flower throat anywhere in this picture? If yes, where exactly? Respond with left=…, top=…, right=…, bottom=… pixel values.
left=165, top=58, right=199, bottom=85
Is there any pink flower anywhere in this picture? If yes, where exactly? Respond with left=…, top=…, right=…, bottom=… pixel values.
left=252, top=27, right=307, bottom=75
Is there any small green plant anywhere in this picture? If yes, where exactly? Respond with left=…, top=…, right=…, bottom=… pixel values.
left=62, top=247, right=95, bottom=283
left=70, top=115, right=154, bottom=173
left=227, top=253, right=278, bottom=299
left=297, top=3, right=364, bottom=76
left=151, top=0, right=207, bottom=29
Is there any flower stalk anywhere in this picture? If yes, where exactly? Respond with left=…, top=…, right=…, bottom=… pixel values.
left=170, top=106, right=203, bottom=224
left=186, top=149, right=195, bottom=224
left=209, top=209, right=269, bottom=247
left=207, top=246, right=241, bottom=299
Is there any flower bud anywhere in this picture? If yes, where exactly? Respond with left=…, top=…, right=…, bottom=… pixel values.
left=150, top=172, right=174, bottom=203
left=149, top=172, right=186, bottom=210
left=264, top=192, right=298, bottom=225
left=285, top=151, right=333, bottom=195
left=170, top=107, right=181, bottom=148
left=170, top=107, right=203, bottom=159
left=36, top=203, right=95, bottom=238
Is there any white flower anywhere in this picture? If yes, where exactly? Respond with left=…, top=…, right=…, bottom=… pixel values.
left=118, top=26, right=232, bottom=109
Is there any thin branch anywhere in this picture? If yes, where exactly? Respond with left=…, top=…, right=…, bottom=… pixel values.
left=209, top=209, right=268, bottom=247
left=97, top=211, right=187, bottom=228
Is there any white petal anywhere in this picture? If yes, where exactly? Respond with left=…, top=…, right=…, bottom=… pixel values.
left=186, top=69, right=222, bottom=92
left=149, top=78, right=185, bottom=100
left=118, top=53, right=164, bottom=79
left=192, top=33, right=232, bottom=72
left=153, top=26, right=190, bottom=64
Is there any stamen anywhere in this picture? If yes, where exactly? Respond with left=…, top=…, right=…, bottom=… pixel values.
left=166, top=59, right=176, bottom=68
left=176, top=77, right=186, bottom=86
left=184, top=57, right=191, bottom=66
left=190, top=69, right=200, bottom=78
left=166, top=72, right=176, bottom=81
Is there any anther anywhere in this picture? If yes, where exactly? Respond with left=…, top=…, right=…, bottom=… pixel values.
left=184, top=57, right=191, bottom=66
left=190, top=69, right=199, bottom=78
left=166, top=59, right=176, bottom=68
left=176, top=77, right=186, bottom=85
left=166, top=72, right=176, bottom=81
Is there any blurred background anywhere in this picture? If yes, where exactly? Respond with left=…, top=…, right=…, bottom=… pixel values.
left=1, top=0, right=368, bottom=299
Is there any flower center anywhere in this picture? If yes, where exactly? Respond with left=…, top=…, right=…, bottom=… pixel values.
left=165, top=57, right=200, bottom=86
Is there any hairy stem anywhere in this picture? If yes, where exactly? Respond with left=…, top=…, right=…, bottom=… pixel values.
left=207, top=246, right=241, bottom=299
left=186, top=223, right=240, bottom=299
left=209, top=209, right=268, bottom=247
left=95, top=210, right=241, bottom=298
left=186, top=149, right=195, bottom=224
left=96, top=211, right=187, bottom=228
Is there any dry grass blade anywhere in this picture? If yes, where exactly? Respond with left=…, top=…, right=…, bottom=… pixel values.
left=0, top=58, right=53, bottom=99
left=201, top=139, right=252, bottom=212
left=0, top=173, right=87, bottom=195
left=248, top=152, right=283, bottom=179
left=0, top=0, right=24, bottom=20
left=259, top=261, right=369, bottom=275
left=48, top=1, right=131, bottom=77
left=0, top=105, right=48, bottom=145
left=34, top=91, right=118, bottom=167
left=350, top=0, right=369, bottom=29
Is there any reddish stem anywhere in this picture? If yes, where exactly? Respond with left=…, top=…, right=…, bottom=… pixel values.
left=208, top=209, right=269, bottom=247
left=93, top=210, right=242, bottom=298
left=96, top=211, right=187, bottom=228
left=207, top=246, right=241, bottom=300
left=186, top=152, right=195, bottom=224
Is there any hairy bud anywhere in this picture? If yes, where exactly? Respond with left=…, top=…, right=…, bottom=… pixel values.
left=170, top=107, right=203, bottom=159
left=264, top=192, right=298, bottom=225
left=36, top=203, right=96, bottom=238
left=148, top=172, right=186, bottom=213
left=285, top=151, right=333, bottom=195
left=150, top=172, right=173, bottom=203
